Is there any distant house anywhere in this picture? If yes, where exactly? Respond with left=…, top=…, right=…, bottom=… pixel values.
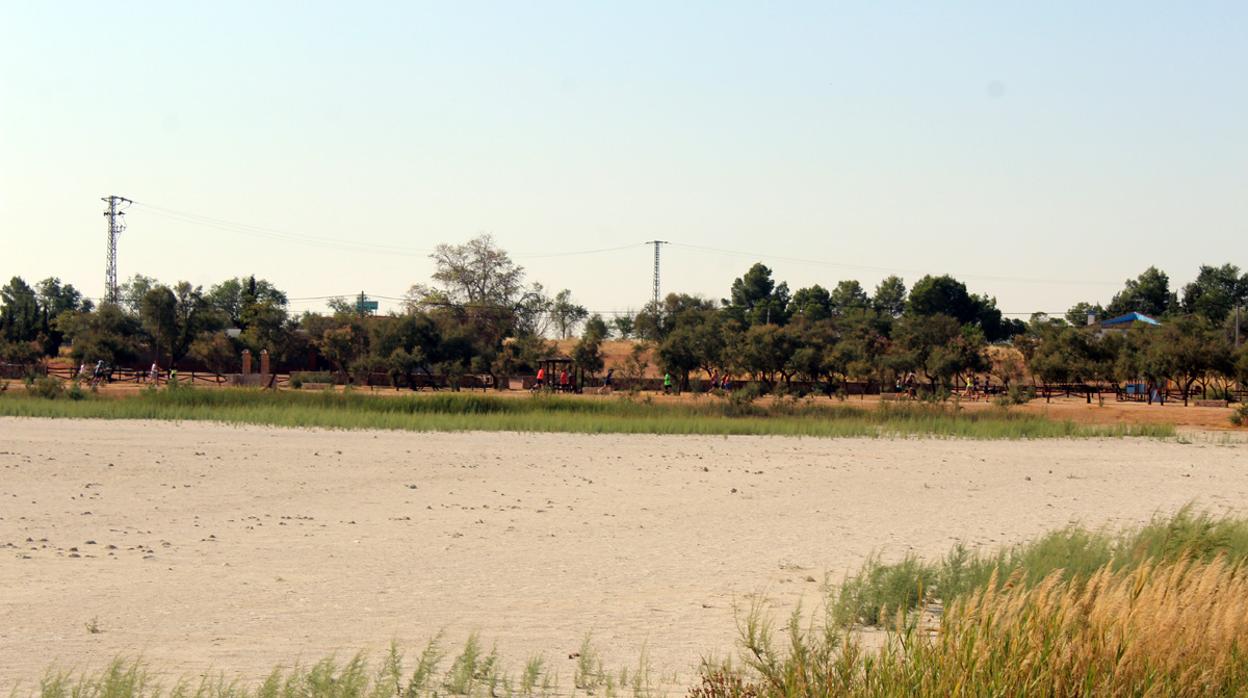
left=1097, top=312, right=1160, bottom=335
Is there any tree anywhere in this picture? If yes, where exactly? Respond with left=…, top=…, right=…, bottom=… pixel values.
left=829, top=280, right=870, bottom=316
left=872, top=276, right=907, bottom=317
left=1027, top=324, right=1112, bottom=401
left=326, top=296, right=359, bottom=316
left=207, top=276, right=288, bottom=328
left=1235, top=346, right=1248, bottom=388
left=837, top=309, right=892, bottom=387
left=724, top=263, right=791, bottom=326
left=35, top=277, right=86, bottom=355
left=0, top=277, right=40, bottom=345
left=57, top=303, right=140, bottom=366
left=1150, top=316, right=1232, bottom=406
left=612, top=313, right=635, bottom=340
left=736, top=323, right=798, bottom=385
left=427, top=234, right=524, bottom=306
left=0, top=338, right=41, bottom=367
left=119, top=274, right=158, bottom=314
left=369, top=312, right=442, bottom=370
left=171, top=282, right=218, bottom=365
left=550, top=289, right=589, bottom=338
left=923, top=324, right=988, bottom=390
left=889, top=314, right=984, bottom=390
left=1181, top=264, right=1246, bottom=325
left=1065, top=302, right=1105, bottom=327
left=513, top=283, right=553, bottom=337
left=785, top=319, right=842, bottom=387
left=139, top=286, right=178, bottom=366
left=189, top=331, right=238, bottom=375
left=408, top=234, right=526, bottom=346
left=572, top=326, right=605, bottom=378
left=790, top=285, right=832, bottom=322
left=583, top=313, right=609, bottom=341
left=635, top=294, right=717, bottom=341
left=1106, top=267, right=1176, bottom=318
left=907, top=274, right=1016, bottom=341
left=319, top=323, right=369, bottom=379
left=658, top=308, right=725, bottom=390
left=36, top=278, right=84, bottom=318
left=907, top=275, right=978, bottom=324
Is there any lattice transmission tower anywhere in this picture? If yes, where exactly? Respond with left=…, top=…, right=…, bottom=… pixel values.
left=102, top=195, right=132, bottom=303
left=647, top=240, right=668, bottom=309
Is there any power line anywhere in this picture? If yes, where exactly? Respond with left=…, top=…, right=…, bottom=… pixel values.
left=666, top=242, right=1122, bottom=288
left=131, top=200, right=645, bottom=260
left=133, top=202, right=436, bottom=256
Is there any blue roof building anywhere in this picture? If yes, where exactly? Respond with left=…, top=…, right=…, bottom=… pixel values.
left=1100, top=312, right=1161, bottom=329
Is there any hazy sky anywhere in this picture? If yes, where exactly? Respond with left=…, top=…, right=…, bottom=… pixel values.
left=2, top=2, right=1244, bottom=317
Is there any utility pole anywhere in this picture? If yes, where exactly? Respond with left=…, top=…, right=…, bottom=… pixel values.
left=646, top=240, right=668, bottom=310
left=102, top=195, right=132, bottom=304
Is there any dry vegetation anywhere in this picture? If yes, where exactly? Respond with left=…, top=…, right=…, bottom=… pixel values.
left=15, top=511, right=1248, bottom=697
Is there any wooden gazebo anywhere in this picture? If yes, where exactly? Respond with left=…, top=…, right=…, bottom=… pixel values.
left=537, top=356, right=580, bottom=393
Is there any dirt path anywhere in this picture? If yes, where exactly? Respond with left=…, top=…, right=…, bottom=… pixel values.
left=1, top=419, right=1245, bottom=688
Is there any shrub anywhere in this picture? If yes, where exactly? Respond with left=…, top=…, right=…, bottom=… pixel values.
left=993, top=384, right=1032, bottom=407
left=723, top=384, right=765, bottom=417
left=291, top=371, right=337, bottom=386
left=28, top=376, right=64, bottom=399
left=67, top=381, right=86, bottom=401
left=1231, top=404, right=1248, bottom=427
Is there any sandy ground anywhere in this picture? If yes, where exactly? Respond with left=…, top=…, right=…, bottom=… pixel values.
left=1, top=419, right=1246, bottom=690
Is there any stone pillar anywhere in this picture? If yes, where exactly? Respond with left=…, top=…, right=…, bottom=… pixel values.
left=260, top=349, right=270, bottom=376
left=241, top=349, right=252, bottom=374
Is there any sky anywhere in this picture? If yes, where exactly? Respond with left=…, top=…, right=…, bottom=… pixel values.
left=2, top=2, right=1245, bottom=318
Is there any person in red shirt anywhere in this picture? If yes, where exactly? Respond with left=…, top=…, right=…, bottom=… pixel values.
left=559, top=369, right=570, bottom=392
left=535, top=366, right=546, bottom=390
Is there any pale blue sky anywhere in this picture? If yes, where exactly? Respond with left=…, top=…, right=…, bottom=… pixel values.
left=2, top=2, right=1244, bottom=317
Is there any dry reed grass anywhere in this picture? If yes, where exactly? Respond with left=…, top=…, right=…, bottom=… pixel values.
left=717, top=555, right=1248, bottom=697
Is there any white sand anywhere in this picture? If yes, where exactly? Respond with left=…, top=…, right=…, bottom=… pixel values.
left=1, top=418, right=1245, bottom=688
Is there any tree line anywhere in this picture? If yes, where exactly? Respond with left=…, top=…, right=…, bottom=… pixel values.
left=2, top=237, right=1245, bottom=401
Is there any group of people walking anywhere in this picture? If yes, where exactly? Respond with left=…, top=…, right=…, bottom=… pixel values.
left=74, top=361, right=164, bottom=387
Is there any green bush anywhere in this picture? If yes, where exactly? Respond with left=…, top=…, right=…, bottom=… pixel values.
left=1231, top=404, right=1248, bottom=427
left=27, top=376, right=64, bottom=399
left=67, top=381, right=86, bottom=401
left=291, top=371, right=337, bottom=385
left=723, top=384, right=765, bottom=417
left=993, top=384, right=1033, bottom=407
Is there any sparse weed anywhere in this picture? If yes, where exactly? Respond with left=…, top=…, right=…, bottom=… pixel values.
left=574, top=633, right=603, bottom=691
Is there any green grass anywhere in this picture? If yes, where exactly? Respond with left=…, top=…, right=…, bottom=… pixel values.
left=0, top=388, right=1174, bottom=439
left=828, top=506, right=1248, bottom=627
